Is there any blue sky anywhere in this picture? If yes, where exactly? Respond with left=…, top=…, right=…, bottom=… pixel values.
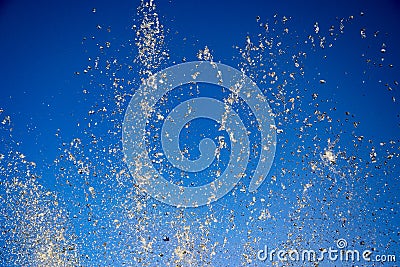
left=0, top=0, right=399, bottom=266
